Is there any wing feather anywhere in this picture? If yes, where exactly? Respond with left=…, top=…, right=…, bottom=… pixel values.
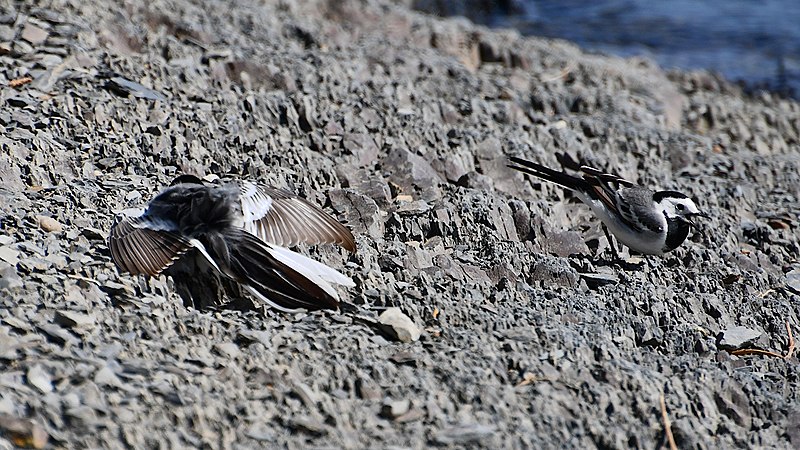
left=237, top=182, right=356, bottom=252
left=222, top=229, right=343, bottom=311
left=109, top=215, right=192, bottom=276
left=579, top=166, right=644, bottom=231
left=615, top=188, right=664, bottom=233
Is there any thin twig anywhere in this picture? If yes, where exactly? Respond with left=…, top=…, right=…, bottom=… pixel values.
left=540, top=62, right=577, bottom=83
left=756, top=289, right=774, bottom=298
left=515, top=372, right=547, bottom=388
left=67, top=274, right=101, bottom=286
left=9, top=76, right=33, bottom=88
left=660, top=393, right=678, bottom=450
left=731, top=348, right=784, bottom=358
left=731, top=320, right=796, bottom=359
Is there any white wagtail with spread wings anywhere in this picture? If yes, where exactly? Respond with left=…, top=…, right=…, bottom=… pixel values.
left=508, top=155, right=708, bottom=256
left=108, top=175, right=356, bottom=312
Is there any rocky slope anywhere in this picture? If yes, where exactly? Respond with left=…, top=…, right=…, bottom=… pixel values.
left=0, top=0, right=798, bottom=448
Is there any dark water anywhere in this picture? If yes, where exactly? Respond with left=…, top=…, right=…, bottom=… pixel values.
left=414, top=0, right=800, bottom=97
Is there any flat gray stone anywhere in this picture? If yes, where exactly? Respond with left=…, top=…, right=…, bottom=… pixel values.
left=21, top=23, right=48, bottom=45
left=212, top=342, right=241, bottom=359
left=0, top=330, right=18, bottom=360
left=786, top=269, right=800, bottom=294
left=717, top=326, right=762, bottom=350
left=579, top=271, right=619, bottom=289
left=0, top=263, right=22, bottom=290
left=0, top=247, right=19, bottom=265
left=434, top=423, right=496, bottom=445
left=94, top=366, right=123, bottom=388
left=54, top=311, right=96, bottom=330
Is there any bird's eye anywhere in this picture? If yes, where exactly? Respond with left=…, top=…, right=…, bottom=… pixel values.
left=676, top=204, right=685, bottom=211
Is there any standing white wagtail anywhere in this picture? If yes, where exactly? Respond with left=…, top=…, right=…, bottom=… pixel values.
left=508, top=155, right=708, bottom=256
left=108, top=175, right=356, bottom=312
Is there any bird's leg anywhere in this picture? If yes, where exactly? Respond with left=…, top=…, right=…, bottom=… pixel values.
left=167, top=255, right=227, bottom=311
left=172, top=277, right=200, bottom=309
left=602, top=223, right=621, bottom=263
left=173, top=276, right=223, bottom=310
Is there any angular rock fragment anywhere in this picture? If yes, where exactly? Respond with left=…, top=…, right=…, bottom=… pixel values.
left=105, top=77, right=167, bottom=101
left=579, top=271, right=619, bottom=289
left=0, top=414, right=48, bottom=449
left=434, top=423, right=496, bottom=445
left=94, top=365, right=123, bottom=388
left=0, top=247, right=19, bottom=265
left=377, top=308, right=421, bottom=343
left=26, top=365, right=52, bottom=394
left=380, top=398, right=410, bottom=419
left=53, top=311, right=95, bottom=330
left=0, top=328, right=18, bottom=359
left=633, top=317, right=663, bottom=347
left=717, top=326, right=762, bottom=350
left=0, top=263, right=22, bottom=290
left=382, top=147, right=443, bottom=198
left=213, top=342, right=241, bottom=359
left=786, top=269, right=800, bottom=294
left=529, top=257, right=579, bottom=287
left=356, top=377, right=382, bottom=401
left=328, top=189, right=384, bottom=239
left=20, top=23, right=48, bottom=45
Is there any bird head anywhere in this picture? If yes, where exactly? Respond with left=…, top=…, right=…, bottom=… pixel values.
left=170, top=174, right=205, bottom=186
left=654, top=191, right=708, bottom=229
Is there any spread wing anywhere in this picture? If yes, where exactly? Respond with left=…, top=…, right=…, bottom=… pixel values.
left=108, top=213, right=192, bottom=276
left=238, top=182, right=356, bottom=252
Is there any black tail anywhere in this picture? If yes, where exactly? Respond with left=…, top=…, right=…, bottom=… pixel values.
left=209, top=229, right=340, bottom=311
left=507, top=156, right=591, bottom=192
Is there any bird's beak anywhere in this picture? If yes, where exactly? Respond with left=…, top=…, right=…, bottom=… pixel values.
left=683, top=212, right=709, bottom=231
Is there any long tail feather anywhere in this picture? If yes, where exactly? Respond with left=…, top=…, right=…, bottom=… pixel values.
left=507, top=156, right=591, bottom=192
left=215, top=229, right=344, bottom=311
left=268, top=245, right=355, bottom=293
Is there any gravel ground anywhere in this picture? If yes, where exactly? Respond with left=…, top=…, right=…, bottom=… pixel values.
left=1, top=0, right=799, bottom=448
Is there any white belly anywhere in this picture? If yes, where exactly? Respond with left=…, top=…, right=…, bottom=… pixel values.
left=579, top=196, right=666, bottom=255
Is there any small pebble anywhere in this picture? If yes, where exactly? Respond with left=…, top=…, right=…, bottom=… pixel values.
left=377, top=308, right=421, bottom=343
left=36, top=216, right=62, bottom=233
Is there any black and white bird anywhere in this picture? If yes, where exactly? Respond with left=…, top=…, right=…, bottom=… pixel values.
left=508, top=155, right=708, bottom=256
left=108, top=175, right=356, bottom=312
